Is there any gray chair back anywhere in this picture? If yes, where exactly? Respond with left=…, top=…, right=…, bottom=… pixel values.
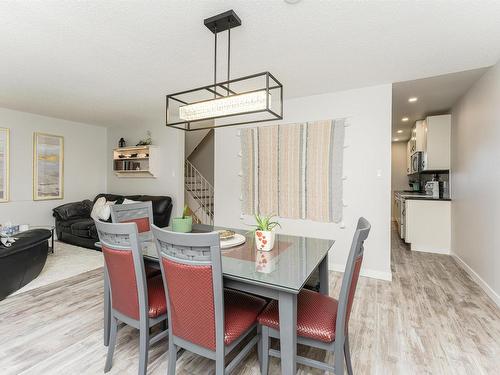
left=151, top=225, right=225, bottom=352
left=336, top=217, right=371, bottom=340
left=110, top=201, right=154, bottom=241
left=95, top=220, right=149, bottom=322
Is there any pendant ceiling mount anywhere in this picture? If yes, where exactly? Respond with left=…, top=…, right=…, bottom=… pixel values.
left=204, top=9, right=241, bottom=33
left=166, top=9, right=283, bottom=132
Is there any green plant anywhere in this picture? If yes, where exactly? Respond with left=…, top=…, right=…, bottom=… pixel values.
left=250, top=213, right=281, bottom=232
left=182, top=204, right=191, bottom=219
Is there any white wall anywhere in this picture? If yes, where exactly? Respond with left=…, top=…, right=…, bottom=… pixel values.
left=0, top=107, right=107, bottom=226
left=451, top=61, right=500, bottom=305
left=391, top=142, right=408, bottom=220
left=106, top=123, right=185, bottom=218
left=214, top=84, right=392, bottom=280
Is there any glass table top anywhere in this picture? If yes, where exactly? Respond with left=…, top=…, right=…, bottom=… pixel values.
left=142, top=225, right=334, bottom=293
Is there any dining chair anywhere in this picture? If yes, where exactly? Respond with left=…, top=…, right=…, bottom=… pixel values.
left=151, top=225, right=267, bottom=375
left=95, top=220, right=168, bottom=375
left=111, top=201, right=155, bottom=241
left=257, top=217, right=371, bottom=375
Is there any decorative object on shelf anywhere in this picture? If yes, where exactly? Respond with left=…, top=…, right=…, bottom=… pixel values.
left=249, top=213, right=281, bottom=252
left=136, top=131, right=152, bottom=146
left=172, top=205, right=193, bottom=233
left=118, top=138, right=126, bottom=148
left=33, top=133, right=64, bottom=201
left=0, top=128, right=9, bottom=203
left=241, top=119, right=346, bottom=223
left=166, top=9, right=283, bottom=131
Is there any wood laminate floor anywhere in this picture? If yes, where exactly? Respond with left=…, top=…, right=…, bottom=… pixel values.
left=1, top=229, right=499, bottom=375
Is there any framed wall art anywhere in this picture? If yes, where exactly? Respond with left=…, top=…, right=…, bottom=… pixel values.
left=0, top=128, right=9, bottom=202
left=33, top=132, right=64, bottom=200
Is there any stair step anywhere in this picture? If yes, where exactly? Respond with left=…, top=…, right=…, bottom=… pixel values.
left=187, top=189, right=212, bottom=194
left=185, top=183, right=209, bottom=188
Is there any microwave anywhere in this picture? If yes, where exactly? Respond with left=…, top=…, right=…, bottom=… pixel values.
left=410, top=152, right=423, bottom=174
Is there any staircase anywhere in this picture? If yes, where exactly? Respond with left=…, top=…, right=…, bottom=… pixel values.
left=185, top=159, right=214, bottom=225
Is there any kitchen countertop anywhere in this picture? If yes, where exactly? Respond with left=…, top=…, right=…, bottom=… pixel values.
left=395, top=191, right=452, bottom=201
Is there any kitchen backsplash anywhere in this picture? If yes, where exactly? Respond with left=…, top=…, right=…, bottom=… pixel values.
left=409, top=172, right=450, bottom=197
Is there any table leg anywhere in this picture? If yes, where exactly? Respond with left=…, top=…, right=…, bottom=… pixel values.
left=278, top=292, right=297, bottom=375
left=104, top=267, right=110, bottom=347
left=51, top=228, right=55, bottom=254
left=319, top=253, right=329, bottom=295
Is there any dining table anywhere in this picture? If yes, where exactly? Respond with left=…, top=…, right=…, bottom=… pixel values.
left=102, top=224, right=334, bottom=375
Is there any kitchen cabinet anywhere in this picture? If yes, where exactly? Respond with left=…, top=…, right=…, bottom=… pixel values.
left=406, top=115, right=451, bottom=173
left=422, top=114, right=451, bottom=171
left=409, top=120, right=426, bottom=154
left=405, top=199, right=451, bottom=254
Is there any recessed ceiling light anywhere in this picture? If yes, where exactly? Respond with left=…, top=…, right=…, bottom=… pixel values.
left=397, top=130, right=403, bottom=134
left=401, top=117, right=409, bottom=122
left=408, top=97, right=418, bottom=103
left=393, top=138, right=399, bottom=142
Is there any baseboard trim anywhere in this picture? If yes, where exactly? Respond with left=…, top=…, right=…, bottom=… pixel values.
left=411, top=245, right=450, bottom=255
left=329, top=263, right=392, bottom=282
left=451, top=253, right=500, bottom=307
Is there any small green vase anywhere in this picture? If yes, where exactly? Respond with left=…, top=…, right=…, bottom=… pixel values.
left=172, top=216, right=193, bottom=233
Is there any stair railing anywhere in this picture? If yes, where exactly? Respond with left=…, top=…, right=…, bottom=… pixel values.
left=185, top=159, right=214, bottom=225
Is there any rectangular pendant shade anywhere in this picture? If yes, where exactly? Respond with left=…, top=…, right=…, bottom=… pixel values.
left=179, top=91, right=271, bottom=122
left=166, top=71, right=283, bottom=131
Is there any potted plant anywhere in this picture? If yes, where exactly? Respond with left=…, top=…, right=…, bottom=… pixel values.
left=251, top=213, right=281, bottom=252
left=172, top=205, right=192, bottom=233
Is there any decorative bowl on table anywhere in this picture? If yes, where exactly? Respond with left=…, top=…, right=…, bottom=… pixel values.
left=217, top=230, right=235, bottom=240
left=217, top=230, right=246, bottom=249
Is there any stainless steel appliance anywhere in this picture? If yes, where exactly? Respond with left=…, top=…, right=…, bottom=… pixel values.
left=410, top=152, right=423, bottom=174
left=425, top=181, right=440, bottom=198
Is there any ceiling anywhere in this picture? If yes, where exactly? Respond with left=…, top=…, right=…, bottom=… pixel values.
left=391, top=67, right=489, bottom=142
left=1, top=1, right=500, bottom=128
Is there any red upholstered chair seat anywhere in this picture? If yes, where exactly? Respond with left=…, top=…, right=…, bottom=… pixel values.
left=147, top=275, right=167, bottom=318
left=258, top=289, right=339, bottom=343
left=224, top=289, right=267, bottom=346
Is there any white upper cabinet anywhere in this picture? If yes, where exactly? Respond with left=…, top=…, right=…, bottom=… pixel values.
left=415, top=120, right=426, bottom=153
left=422, top=114, right=451, bottom=171
left=408, top=120, right=426, bottom=154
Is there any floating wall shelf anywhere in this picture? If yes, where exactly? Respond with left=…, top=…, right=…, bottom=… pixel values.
left=113, top=145, right=159, bottom=178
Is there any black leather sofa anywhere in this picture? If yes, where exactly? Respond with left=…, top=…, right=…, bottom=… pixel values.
left=53, top=194, right=173, bottom=250
left=0, top=229, right=52, bottom=300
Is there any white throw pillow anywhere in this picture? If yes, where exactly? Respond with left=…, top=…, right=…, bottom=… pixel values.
left=91, top=197, right=106, bottom=221
left=122, top=198, right=139, bottom=204
left=98, top=201, right=116, bottom=221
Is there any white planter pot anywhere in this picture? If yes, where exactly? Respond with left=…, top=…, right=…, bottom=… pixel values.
left=255, top=230, right=276, bottom=252
left=255, top=250, right=277, bottom=273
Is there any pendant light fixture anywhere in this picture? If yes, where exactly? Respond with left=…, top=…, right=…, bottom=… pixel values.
left=166, top=10, right=283, bottom=131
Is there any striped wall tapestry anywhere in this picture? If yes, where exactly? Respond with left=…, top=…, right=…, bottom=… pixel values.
left=241, top=119, right=345, bottom=223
